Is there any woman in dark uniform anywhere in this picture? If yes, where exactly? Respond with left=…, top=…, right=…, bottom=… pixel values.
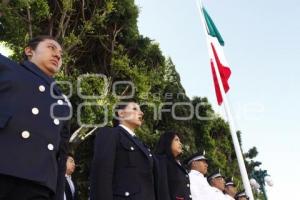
left=90, top=101, right=157, bottom=200
left=155, top=131, right=192, bottom=200
left=0, top=36, right=70, bottom=200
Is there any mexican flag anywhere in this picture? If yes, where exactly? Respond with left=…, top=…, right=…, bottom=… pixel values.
left=202, top=7, right=231, bottom=105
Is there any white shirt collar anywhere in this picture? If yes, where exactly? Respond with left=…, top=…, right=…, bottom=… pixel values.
left=225, top=194, right=235, bottom=200
left=65, top=174, right=72, bottom=179
left=212, top=186, right=223, bottom=193
left=119, top=124, right=135, bottom=137
left=190, top=169, right=199, bottom=174
left=189, top=169, right=205, bottom=176
left=65, top=174, right=75, bottom=196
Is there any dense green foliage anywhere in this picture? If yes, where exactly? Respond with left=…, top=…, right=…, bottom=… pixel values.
left=0, top=0, right=266, bottom=199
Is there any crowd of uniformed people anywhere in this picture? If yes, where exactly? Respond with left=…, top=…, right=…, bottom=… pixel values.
left=89, top=101, right=250, bottom=200
left=0, top=35, right=251, bottom=200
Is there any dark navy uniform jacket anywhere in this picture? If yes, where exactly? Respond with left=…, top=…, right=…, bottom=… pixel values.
left=0, top=54, right=71, bottom=199
left=156, top=155, right=192, bottom=200
left=64, top=176, right=78, bottom=200
left=90, top=126, right=158, bottom=200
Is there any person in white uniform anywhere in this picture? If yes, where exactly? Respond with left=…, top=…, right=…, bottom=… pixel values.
left=184, top=152, right=217, bottom=200
left=224, top=177, right=237, bottom=200
left=235, top=190, right=249, bottom=200
left=207, top=171, right=228, bottom=200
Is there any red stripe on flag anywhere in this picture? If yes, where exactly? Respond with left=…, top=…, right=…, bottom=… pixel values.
left=210, top=43, right=231, bottom=105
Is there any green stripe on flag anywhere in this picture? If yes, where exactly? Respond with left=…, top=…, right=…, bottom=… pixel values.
left=203, top=8, right=225, bottom=46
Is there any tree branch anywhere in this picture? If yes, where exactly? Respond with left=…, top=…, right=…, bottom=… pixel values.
left=111, top=23, right=123, bottom=53
left=56, top=9, right=67, bottom=39
left=62, top=15, right=70, bottom=37
left=121, top=85, right=131, bottom=96
left=26, top=3, right=32, bottom=38
left=97, top=35, right=113, bottom=53
left=81, top=0, right=86, bottom=21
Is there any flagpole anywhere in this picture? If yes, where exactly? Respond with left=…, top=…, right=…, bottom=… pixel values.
left=195, top=1, right=255, bottom=199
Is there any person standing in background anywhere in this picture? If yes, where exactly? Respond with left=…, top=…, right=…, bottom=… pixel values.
left=207, top=171, right=227, bottom=200
left=234, top=191, right=249, bottom=200
left=155, top=131, right=192, bottom=200
left=184, top=152, right=217, bottom=200
left=224, top=177, right=237, bottom=200
left=64, top=154, right=78, bottom=200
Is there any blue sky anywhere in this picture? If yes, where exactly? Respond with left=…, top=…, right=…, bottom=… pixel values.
left=135, top=0, right=300, bottom=199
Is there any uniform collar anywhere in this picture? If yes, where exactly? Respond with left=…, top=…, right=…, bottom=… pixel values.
left=225, top=194, right=235, bottom=200
left=212, top=186, right=223, bottom=193
left=119, top=124, right=135, bottom=137
left=21, top=61, right=55, bottom=83
left=21, top=60, right=62, bottom=95
left=190, top=169, right=205, bottom=177
left=65, top=174, right=72, bottom=179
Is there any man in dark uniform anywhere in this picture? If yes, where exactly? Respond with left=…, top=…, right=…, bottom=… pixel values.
left=0, top=36, right=71, bottom=200
left=64, top=154, right=78, bottom=200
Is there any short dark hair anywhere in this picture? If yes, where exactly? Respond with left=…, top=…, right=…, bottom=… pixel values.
left=155, top=131, right=181, bottom=159
left=23, top=35, right=60, bottom=60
